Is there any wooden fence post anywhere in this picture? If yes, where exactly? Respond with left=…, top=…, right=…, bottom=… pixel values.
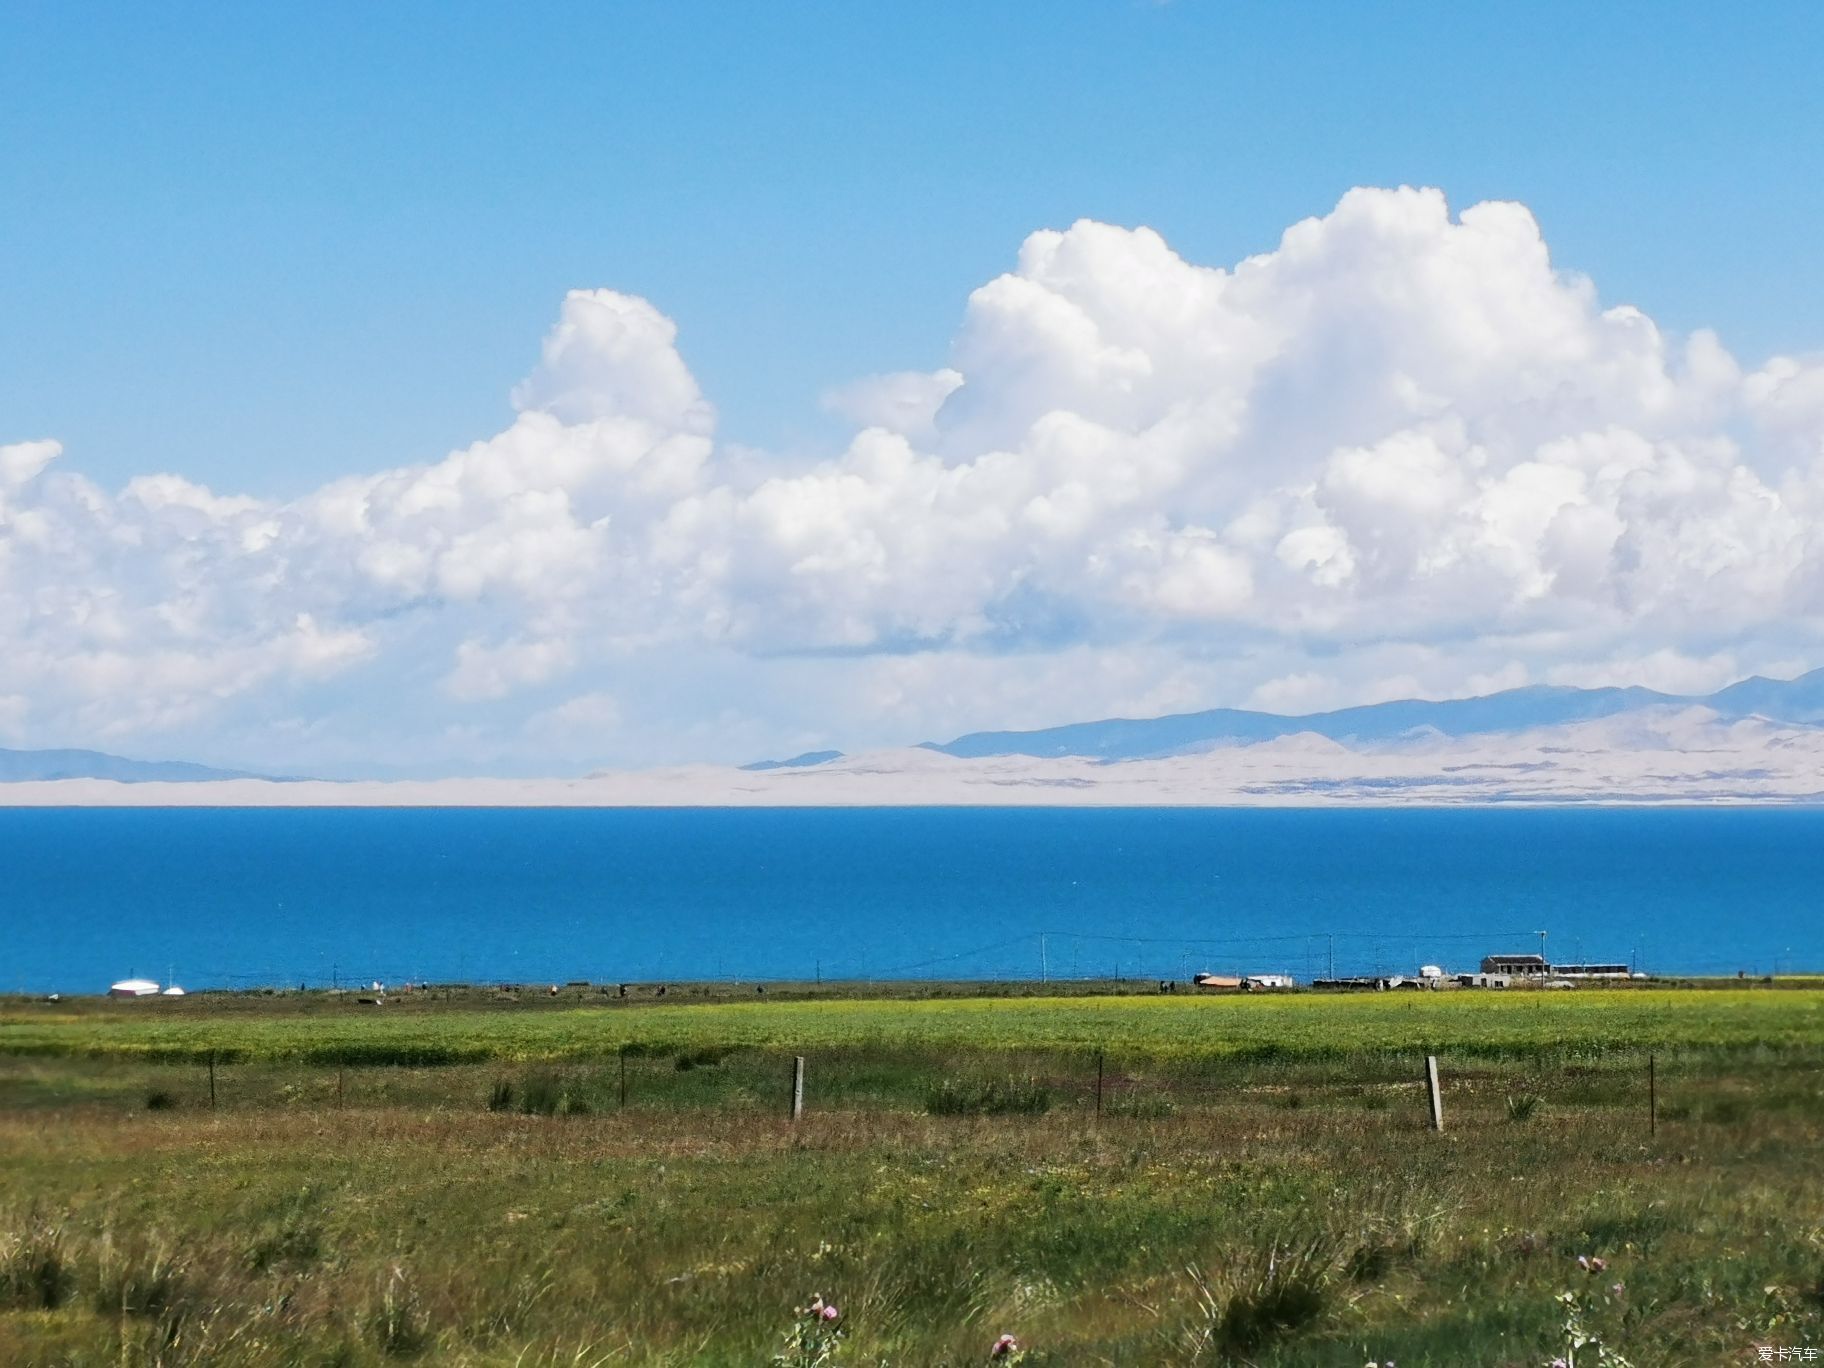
left=1648, top=1052, right=1656, bottom=1136
left=790, top=1055, right=805, bottom=1122
left=208, top=1050, right=216, bottom=1109
left=1424, top=1054, right=1443, bottom=1132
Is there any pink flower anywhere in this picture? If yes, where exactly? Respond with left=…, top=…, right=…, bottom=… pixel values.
left=1611, top=1282, right=1624, bottom=1295
left=1590, top=1256, right=1607, bottom=1273
left=1552, top=1360, right=1569, bottom=1368
left=991, top=1334, right=1021, bottom=1358
left=820, top=1304, right=840, bottom=1322
left=1576, top=1255, right=1590, bottom=1270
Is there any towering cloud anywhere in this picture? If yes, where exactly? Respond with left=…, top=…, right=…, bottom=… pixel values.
left=3, top=188, right=1823, bottom=770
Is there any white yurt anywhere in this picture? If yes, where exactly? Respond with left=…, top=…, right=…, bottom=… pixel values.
left=108, top=978, right=160, bottom=998
left=160, top=985, right=186, bottom=997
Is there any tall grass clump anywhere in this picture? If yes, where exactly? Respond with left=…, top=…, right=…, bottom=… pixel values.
left=1178, top=1232, right=1342, bottom=1360
left=1506, top=1092, right=1542, bottom=1122
left=368, top=1264, right=427, bottom=1358
left=925, top=1077, right=1051, bottom=1116
left=0, top=1214, right=73, bottom=1310
left=94, top=1232, right=191, bottom=1319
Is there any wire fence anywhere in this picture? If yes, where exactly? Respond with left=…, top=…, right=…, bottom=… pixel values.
left=48, top=1040, right=1818, bottom=1141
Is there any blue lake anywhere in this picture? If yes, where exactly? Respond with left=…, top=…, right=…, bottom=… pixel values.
left=3, top=806, right=1821, bottom=993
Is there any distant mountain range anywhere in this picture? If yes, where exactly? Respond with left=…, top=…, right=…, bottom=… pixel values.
left=0, top=747, right=268, bottom=783
left=739, top=749, right=846, bottom=772
left=14, top=667, right=1824, bottom=786
left=917, top=669, right=1824, bottom=762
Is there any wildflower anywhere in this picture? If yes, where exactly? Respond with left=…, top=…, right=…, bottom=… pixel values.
left=1552, top=1360, right=1569, bottom=1368
left=991, top=1334, right=1021, bottom=1358
left=1590, top=1256, right=1607, bottom=1272
left=1576, top=1255, right=1590, bottom=1270
left=820, top=1304, right=840, bottom=1322
left=1611, top=1281, right=1624, bottom=1296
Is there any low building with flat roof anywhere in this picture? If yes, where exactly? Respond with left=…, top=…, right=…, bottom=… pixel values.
left=1480, top=954, right=1548, bottom=976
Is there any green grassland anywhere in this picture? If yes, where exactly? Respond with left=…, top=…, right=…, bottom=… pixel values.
left=3, top=986, right=1822, bottom=1365
left=5, top=984, right=1820, bottom=1064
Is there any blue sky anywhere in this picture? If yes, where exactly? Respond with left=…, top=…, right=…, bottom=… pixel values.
left=7, top=2, right=1822, bottom=494
left=4, top=3, right=1824, bottom=775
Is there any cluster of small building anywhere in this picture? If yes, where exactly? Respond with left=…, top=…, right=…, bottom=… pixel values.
left=1190, top=972, right=1296, bottom=992
left=1468, top=954, right=1634, bottom=988
left=106, top=977, right=184, bottom=998
left=1192, top=954, right=1640, bottom=993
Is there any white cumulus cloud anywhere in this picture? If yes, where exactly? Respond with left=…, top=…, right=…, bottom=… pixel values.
left=6, top=187, right=1824, bottom=772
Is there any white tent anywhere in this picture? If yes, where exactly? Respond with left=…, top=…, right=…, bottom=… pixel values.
left=160, top=985, right=186, bottom=997
left=108, top=978, right=160, bottom=998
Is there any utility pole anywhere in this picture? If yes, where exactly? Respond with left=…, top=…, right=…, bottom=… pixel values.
left=1537, top=930, right=1548, bottom=969
left=1327, top=935, right=1336, bottom=980
left=1039, top=933, right=1049, bottom=984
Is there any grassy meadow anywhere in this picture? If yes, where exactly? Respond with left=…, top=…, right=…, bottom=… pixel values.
left=2, top=984, right=1822, bottom=1365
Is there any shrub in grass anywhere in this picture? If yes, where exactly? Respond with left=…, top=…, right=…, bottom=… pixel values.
left=1506, top=1093, right=1542, bottom=1122
left=1706, top=1096, right=1749, bottom=1125
left=925, top=1077, right=1051, bottom=1116
left=0, top=1216, right=73, bottom=1310
left=144, top=1089, right=179, bottom=1111
left=674, top=1046, right=732, bottom=1071
left=486, top=1078, right=516, bottom=1112
left=517, top=1069, right=591, bottom=1117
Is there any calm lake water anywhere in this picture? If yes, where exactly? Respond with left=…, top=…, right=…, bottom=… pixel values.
left=3, top=807, right=1820, bottom=993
